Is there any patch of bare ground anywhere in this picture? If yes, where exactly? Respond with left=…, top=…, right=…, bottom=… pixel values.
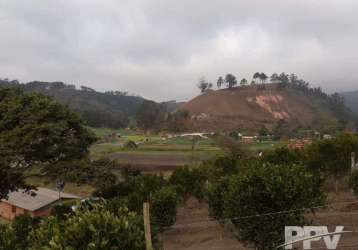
left=163, top=193, right=358, bottom=250
left=107, top=152, right=209, bottom=171
left=163, top=197, right=247, bottom=250
left=180, top=84, right=340, bottom=132
left=305, top=192, right=358, bottom=249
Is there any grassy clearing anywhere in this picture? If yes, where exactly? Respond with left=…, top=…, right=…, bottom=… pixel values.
left=26, top=176, right=94, bottom=198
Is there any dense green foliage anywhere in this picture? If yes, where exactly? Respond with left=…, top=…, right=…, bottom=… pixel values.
left=0, top=159, right=25, bottom=201
left=306, top=134, right=358, bottom=192
left=0, top=87, right=96, bottom=199
left=206, top=162, right=325, bottom=250
left=94, top=172, right=178, bottom=231
left=55, top=158, right=117, bottom=189
left=0, top=88, right=96, bottom=166
left=200, top=135, right=358, bottom=248
left=261, top=134, right=358, bottom=192
left=0, top=79, right=145, bottom=128
left=169, top=166, right=206, bottom=201
left=135, top=99, right=190, bottom=132
left=0, top=215, right=41, bottom=250
left=0, top=224, right=16, bottom=250
left=151, top=186, right=178, bottom=229
left=135, top=100, right=167, bottom=130
left=262, top=147, right=304, bottom=165
left=29, top=205, right=145, bottom=250
left=0, top=205, right=146, bottom=250
left=306, top=134, right=358, bottom=173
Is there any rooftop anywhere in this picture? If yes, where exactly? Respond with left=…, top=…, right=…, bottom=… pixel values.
left=1, top=188, right=79, bottom=211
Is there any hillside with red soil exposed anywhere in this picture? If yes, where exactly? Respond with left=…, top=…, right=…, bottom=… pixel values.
left=179, top=84, right=347, bottom=133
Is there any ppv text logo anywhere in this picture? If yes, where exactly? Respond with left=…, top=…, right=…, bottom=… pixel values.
left=279, top=226, right=350, bottom=249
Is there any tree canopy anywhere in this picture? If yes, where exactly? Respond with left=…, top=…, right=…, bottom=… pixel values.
left=0, top=79, right=144, bottom=129
left=29, top=205, right=145, bottom=250
left=225, top=74, right=237, bottom=88
left=217, top=76, right=224, bottom=89
left=197, top=77, right=213, bottom=93
left=206, top=162, right=325, bottom=250
left=0, top=87, right=96, bottom=199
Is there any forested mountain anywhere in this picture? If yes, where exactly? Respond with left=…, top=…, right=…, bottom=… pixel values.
left=341, top=91, right=358, bottom=115
left=0, top=79, right=145, bottom=128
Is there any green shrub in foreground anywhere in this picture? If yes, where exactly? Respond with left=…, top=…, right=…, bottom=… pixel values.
left=29, top=205, right=145, bottom=250
left=151, top=186, right=178, bottom=229
left=206, top=163, right=326, bottom=250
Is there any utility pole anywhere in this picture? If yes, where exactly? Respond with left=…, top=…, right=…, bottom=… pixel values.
left=56, top=180, right=65, bottom=203
left=143, top=202, right=153, bottom=250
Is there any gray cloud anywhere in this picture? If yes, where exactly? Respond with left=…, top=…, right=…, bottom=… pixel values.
left=0, top=0, right=357, bottom=101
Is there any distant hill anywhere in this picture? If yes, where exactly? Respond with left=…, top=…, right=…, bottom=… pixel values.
left=0, top=79, right=145, bottom=128
left=341, top=91, right=358, bottom=115
left=180, top=83, right=355, bottom=134
left=161, top=100, right=186, bottom=113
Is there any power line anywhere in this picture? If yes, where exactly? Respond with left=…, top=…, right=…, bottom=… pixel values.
left=160, top=200, right=358, bottom=229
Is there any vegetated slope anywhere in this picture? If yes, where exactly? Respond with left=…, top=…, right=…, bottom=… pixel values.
left=0, top=79, right=144, bottom=128
left=162, top=100, right=186, bottom=113
left=180, top=84, right=353, bottom=133
left=341, top=91, right=358, bottom=115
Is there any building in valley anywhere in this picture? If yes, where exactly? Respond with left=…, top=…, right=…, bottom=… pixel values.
left=0, top=187, right=79, bottom=221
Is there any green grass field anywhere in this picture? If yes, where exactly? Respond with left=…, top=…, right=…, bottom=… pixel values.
left=90, top=127, right=223, bottom=158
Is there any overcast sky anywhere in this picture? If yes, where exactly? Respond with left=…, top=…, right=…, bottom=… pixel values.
left=0, top=0, right=357, bottom=101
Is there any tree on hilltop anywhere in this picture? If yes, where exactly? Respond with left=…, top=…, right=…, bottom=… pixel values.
left=270, top=73, right=279, bottom=83
left=225, top=74, right=237, bottom=89
left=240, top=78, right=248, bottom=86
left=277, top=72, right=290, bottom=89
left=197, top=77, right=212, bottom=93
left=289, top=73, right=298, bottom=84
left=253, top=72, right=261, bottom=83
left=217, top=76, right=224, bottom=89
left=259, top=73, right=268, bottom=83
